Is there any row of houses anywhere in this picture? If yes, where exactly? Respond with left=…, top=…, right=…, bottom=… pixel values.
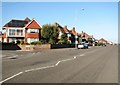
left=1, top=17, right=108, bottom=45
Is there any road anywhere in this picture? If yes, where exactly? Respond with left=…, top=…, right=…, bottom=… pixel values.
left=1, top=45, right=118, bottom=83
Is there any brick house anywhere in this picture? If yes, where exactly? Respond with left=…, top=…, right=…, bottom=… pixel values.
left=2, top=17, right=42, bottom=43
left=79, top=31, right=95, bottom=44
left=69, top=27, right=81, bottom=44
left=54, top=22, right=78, bottom=44
left=98, top=38, right=107, bottom=44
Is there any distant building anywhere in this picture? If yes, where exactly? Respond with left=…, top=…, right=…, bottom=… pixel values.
left=54, top=22, right=80, bottom=44
left=98, top=38, right=107, bottom=44
left=79, top=31, right=95, bottom=45
left=69, top=27, right=81, bottom=44
left=2, top=17, right=42, bottom=43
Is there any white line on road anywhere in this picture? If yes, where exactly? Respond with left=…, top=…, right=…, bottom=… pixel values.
left=0, top=53, right=84, bottom=84
left=7, top=55, right=18, bottom=59
left=55, top=61, right=61, bottom=66
left=0, top=72, right=23, bottom=84
left=25, top=65, right=55, bottom=72
left=74, top=56, right=77, bottom=59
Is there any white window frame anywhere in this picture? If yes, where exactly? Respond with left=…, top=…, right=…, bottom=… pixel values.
left=7, top=28, right=25, bottom=37
left=27, top=29, right=39, bottom=33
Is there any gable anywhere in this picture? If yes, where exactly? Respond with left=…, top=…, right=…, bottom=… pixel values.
left=26, top=20, right=41, bottom=29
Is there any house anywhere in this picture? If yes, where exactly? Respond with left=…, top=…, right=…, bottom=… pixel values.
left=54, top=22, right=72, bottom=43
left=54, top=22, right=82, bottom=44
left=79, top=31, right=95, bottom=45
left=69, top=27, right=81, bottom=44
left=98, top=38, right=108, bottom=44
left=2, top=17, right=42, bottom=43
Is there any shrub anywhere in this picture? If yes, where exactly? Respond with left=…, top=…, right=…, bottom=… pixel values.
left=58, top=40, right=70, bottom=44
left=97, top=42, right=105, bottom=46
left=30, top=41, right=42, bottom=45
left=24, top=43, right=30, bottom=45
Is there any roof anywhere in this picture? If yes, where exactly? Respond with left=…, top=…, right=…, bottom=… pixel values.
left=3, top=18, right=42, bottom=29
left=25, top=17, right=31, bottom=22
left=58, top=26, right=65, bottom=33
left=3, top=20, right=29, bottom=28
left=25, top=19, right=42, bottom=29
left=69, top=27, right=79, bottom=36
left=79, top=31, right=93, bottom=38
left=63, top=26, right=69, bottom=33
left=99, top=38, right=107, bottom=42
left=3, top=17, right=31, bottom=28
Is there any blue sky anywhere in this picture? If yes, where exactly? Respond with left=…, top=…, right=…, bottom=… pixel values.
left=2, top=2, right=118, bottom=43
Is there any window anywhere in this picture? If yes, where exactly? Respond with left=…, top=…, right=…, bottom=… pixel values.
left=9, top=29, right=15, bottom=36
left=17, top=29, right=20, bottom=35
left=28, top=29, right=39, bottom=33
left=9, top=29, right=24, bottom=36
left=21, top=30, right=23, bottom=35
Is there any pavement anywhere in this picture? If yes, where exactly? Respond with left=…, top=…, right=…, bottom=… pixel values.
left=1, top=45, right=118, bottom=83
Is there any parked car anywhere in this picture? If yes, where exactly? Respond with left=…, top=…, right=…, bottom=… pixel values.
left=77, top=42, right=88, bottom=49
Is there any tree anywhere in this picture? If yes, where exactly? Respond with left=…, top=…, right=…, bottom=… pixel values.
left=41, top=24, right=59, bottom=44
left=58, top=33, right=70, bottom=44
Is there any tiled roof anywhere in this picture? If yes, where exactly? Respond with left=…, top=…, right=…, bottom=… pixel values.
left=58, top=25, right=65, bottom=33
left=79, top=31, right=93, bottom=38
left=69, top=28, right=79, bottom=36
left=3, top=18, right=31, bottom=28
left=25, top=19, right=41, bottom=29
left=63, top=26, right=69, bottom=33
left=99, top=38, right=107, bottom=42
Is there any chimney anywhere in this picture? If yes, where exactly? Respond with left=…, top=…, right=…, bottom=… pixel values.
left=73, top=27, right=75, bottom=31
left=25, top=17, right=31, bottom=22
left=64, top=26, right=67, bottom=29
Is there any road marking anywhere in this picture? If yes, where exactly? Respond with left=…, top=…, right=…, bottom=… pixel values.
left=1, top=53, right=86, bottom=84
left=73, top=56, right=76, bottom=59
left=0, top=72, right=23, bottom=84
left=1, top=47, right=100, bottom=83
left=1, top=56, right=77, bottom=83
left=55, top=61, right=61, bottom=66
left=7, top=55, right=18, bottom=59
left=25, top=65, right=55, bottom=72
left=79, top=54, right=85, bottom=56
left=61, top=58, right=75, bottom=62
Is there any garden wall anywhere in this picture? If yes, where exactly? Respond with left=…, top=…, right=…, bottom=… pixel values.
left=2, top=43, right=21, bottom=50
left=1, top=43, right=75, bottom=51
left=18, top=44, right=51, bottom=51
left=50, top=44, right=75, bottom=49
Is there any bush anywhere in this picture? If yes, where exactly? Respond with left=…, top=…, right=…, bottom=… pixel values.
left=97, top=42, right=105, bottom=46
left=24, top=43, right=30, bottom=45
left=40, top=39, right=47, bottom=44
left=58, top=40, right=70, bottom=44
left=30, top=41, right=42, bottom=45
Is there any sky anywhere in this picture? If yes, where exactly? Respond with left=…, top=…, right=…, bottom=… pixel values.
left=1, top=2, right=118, bottom=43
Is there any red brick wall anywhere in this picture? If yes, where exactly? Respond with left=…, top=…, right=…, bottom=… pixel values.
left=26, top=33, right=39, bottom=38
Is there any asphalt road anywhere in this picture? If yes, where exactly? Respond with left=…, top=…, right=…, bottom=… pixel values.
left=1, top=45, right=118, bottom=83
